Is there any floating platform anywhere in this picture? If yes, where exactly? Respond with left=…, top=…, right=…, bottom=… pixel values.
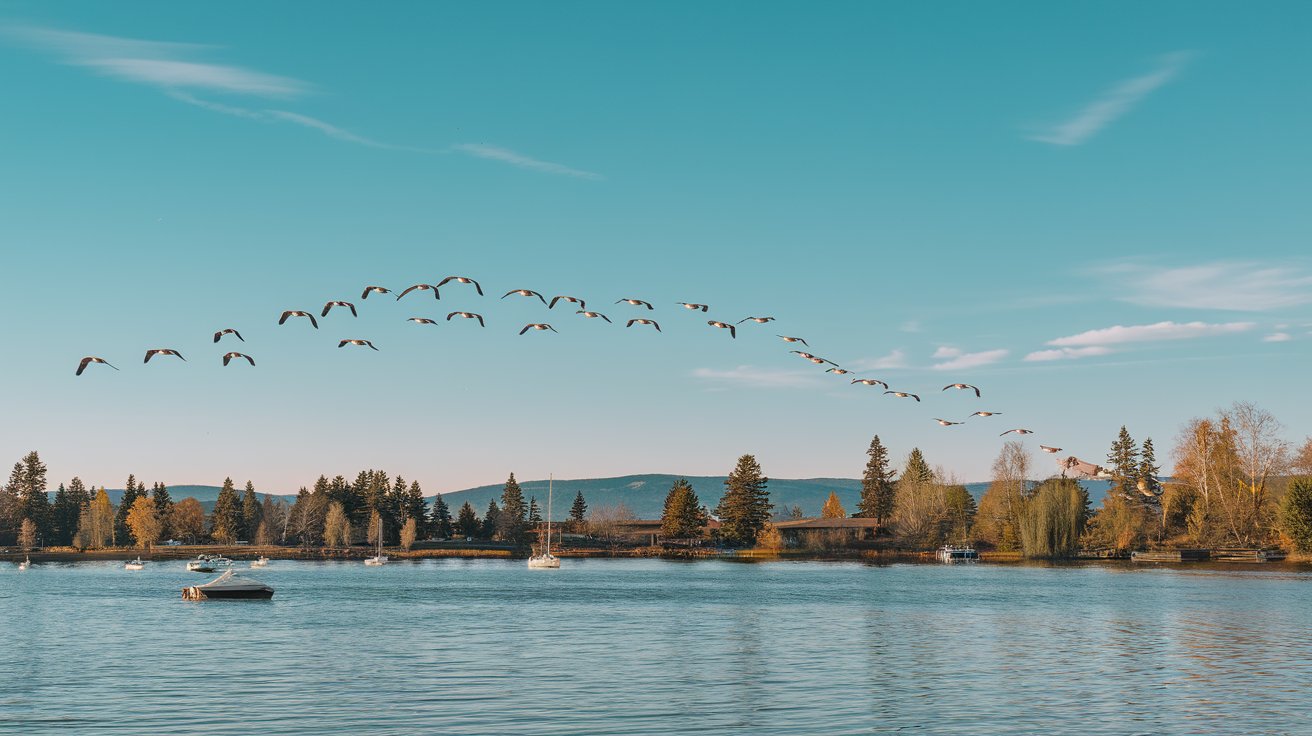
left=1131, top=549, right=1211, bottom=562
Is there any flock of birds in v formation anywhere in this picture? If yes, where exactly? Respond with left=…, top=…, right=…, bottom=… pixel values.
left=74, top=275, right=1062, bottom=452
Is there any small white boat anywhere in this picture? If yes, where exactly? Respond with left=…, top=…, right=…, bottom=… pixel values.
left=528, top=475, right=562, bottom=569
left=182, top=570, right=274, bottom=600
left=124, top=557, right=146, bottom=570
left=187, top=554, right=232, bottom=572
left=17, top=556, right=30, bottom=571
left=364, top=513, right=388, bottom=566
left=251, top=556, right=270, bottom=568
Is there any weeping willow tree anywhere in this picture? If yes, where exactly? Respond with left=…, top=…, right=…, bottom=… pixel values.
left=1019, top=479, right=1089, bottom=558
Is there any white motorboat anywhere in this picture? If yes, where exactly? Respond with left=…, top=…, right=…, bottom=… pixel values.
left=182, top=570, right=274, bottom=600
left=364, top=513, right=388, bottom=566
left=17, top=555, right=30, bottom=571
left=186, top=554, right=233, bottom=572
left=528, top=475, right=562, bottom=569
left=251, top=556, right=270, bottom=568
left=124, top=557, right=146, bottom=570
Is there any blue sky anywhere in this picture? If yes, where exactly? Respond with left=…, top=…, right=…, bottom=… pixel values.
left=1, top=1, right=1309, bottom=493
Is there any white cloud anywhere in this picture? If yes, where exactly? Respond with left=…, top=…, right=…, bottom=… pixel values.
left=1023, top=346, right=1115, bottom=362
left=453, top=143, right=603, bottom=180
left=266, top=110, right=403, bottom=149
left=1048, top=320, right=1256, bottom=347
left=931, top=349, right=1009, bottom=372
left=1029, top=51, right=1192, bottom=146
left=1262, top=332, right=1292, bottom=343
left=932, top=346, right=962, bottom=359
left=5, top=24, right=308, bottom=97
left=1102, top=260, right=1312, bottom=312
left=691, top=366, right=821, bottom=389
left=847, top=349, right=908, bottom=371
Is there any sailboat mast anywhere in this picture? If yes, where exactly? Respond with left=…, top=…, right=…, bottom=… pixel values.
left=546, top=474, right=553, bottom=554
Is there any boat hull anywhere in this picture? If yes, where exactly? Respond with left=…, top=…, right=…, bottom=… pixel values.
left=187, top=588, right=274, bottom=600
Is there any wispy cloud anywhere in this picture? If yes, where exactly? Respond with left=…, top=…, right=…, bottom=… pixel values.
left=691, top=365, right=820, bottom=389
left=453, top=144, right=603, bottom=180
left=1029, top=51, right=1192, bottom=146
left=932, top=346, right=962, bottom=359
left=1262, top=332, right=1292, bottom=343
left=1023, top=346, right=1115, bottom=362
left=931, top=349, right=1009, bottom=371
left=1048, top=320, right=1256, bottom=347
left=1100, top=260, right=1312, bottom=312
left=6, top=23, right=603, bottom=179
left=4, top=24, right=308, bottom=97
left=846, top=349, right=908, bottom=371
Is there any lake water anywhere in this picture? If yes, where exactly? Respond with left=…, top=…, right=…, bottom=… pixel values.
left=2, top=558, right=1309, bottom=735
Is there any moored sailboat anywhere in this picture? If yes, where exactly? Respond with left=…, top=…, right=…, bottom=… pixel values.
left=364, top=513, right=388, bottom=566
left=528, top=475, right=561, bottom=569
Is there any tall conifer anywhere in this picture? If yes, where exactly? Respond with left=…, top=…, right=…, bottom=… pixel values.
left=714, top=455, right=772, bottom=546
left=211, top=477, right=242, bottom=544
left=857, top=435, right=898, bottom=529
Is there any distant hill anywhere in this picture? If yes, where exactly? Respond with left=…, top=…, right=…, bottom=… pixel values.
left=50, top=485, right=295, bottom=514
left=48, top=476, right=1119, bottom=520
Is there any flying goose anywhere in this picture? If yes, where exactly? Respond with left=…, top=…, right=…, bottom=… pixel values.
left=942, top=383, right=981, bottom=398
left=397, top=284, right=440, bottom=300
left=626, top=318, right=661, bottom=332
left=503, top=289, right=548, bottom=305
left=825, top=368, right=852, bottom=375
left=576, top=311, right=612, bottom=323
left=933, top=418, right=964, bottom=426
left=884, top=391, right=920, bottom=402
left=213, top=328, right=244, bottom=343
left=222, top=352, right=255, bottom=367
left=76, top=356, right=117, bottom=376
left=407, top=317, right=438, bottom=325
left=851, top=378, right=889, bottom=388
left=360, top=286, right=391, bottom=299
left=519, top=323, right=558, bottom=335
left=322, top=301, right=357, bottom=318
left=777, top=335, right=808, bottom=346
left=969, top=411, right=1002, bottom=418
left=549, top=295, right=586, bottom=310
left=999, top=428, right=1034, bottom=436
left=616, top=298, right=654, bottom=310
left=738, top=316, right=775, bottom=324
left=338, top=339, right=379, bottom=351
left=144, top=349, right=185, bottom=364
left=279, top=310, right=319, bottom=329
left=446, top=311, right=485, bottom=327
left=437, top=276, right=483, bottom=296
left=1039, top=445, right=1062, bottom=453
left=678, top=302, right=709, bottom=312
left=789, top=350, right=836, bottom=366
left=707, top=321, right=736, bottom=338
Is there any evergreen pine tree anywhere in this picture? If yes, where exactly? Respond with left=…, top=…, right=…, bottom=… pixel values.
left=903, top=448, right=934, bottom=484
left=403, top=480, right=428, bottom=539
left=14, top=451, right=52, bottom=543
left=241, top=481, right=262, bottom=541
left=569, top=491, right=588, bottom=532
left=528, top=497, right=543, bottom=525
left=63, top=477, right=91, bottom=546
left=456, top=501, right=479, bottom=538
left=857, top=435, right=898, bottom=529
left=114, top=474, right=141, bottom=547
left=496, top=473, right=529, bottom=544
left=1107, top=426, right=1140, bottom=500
left=211, top=477, right=243, bottom=544
left=51, top=483, right=74, bottom=546
left=1, top=462, right=22, bottom=541
left=430, top=493, right=454, bottom=539
left=714, top=454, right=772, bottom=547
left=482, top=500, right=500, bottom=539
left=1138, top=437, right=1161, bottom=495
left=661, top=478, right=707, bottom=540
left=152, top=483, right=174, bottom=540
